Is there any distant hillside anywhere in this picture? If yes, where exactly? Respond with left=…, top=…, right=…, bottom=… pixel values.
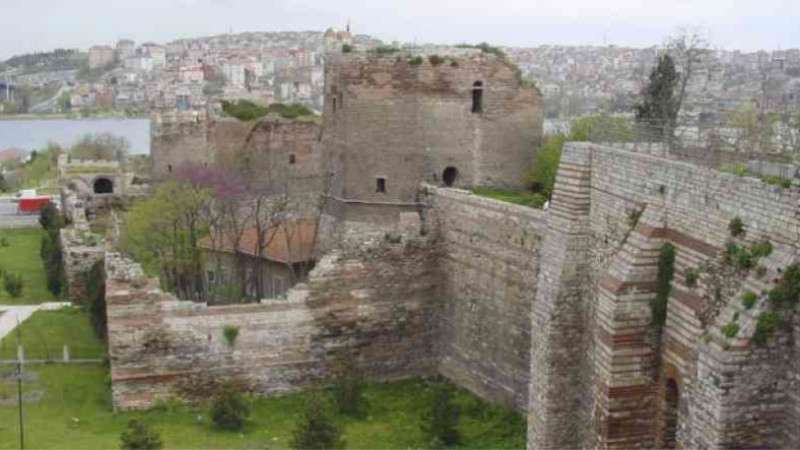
left=0, top=48, right=86, bottom=74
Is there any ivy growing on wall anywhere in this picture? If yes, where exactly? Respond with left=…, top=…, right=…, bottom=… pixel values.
left=651, top=242, right=676, bottom=326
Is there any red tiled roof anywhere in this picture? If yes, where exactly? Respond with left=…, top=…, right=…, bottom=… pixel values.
left=0, top=148, right=26, bottom=162
left=200, top=220, right=317, bottom=264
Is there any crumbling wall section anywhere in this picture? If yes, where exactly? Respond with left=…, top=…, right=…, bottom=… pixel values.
left=60, top=228, right=104, bottom=304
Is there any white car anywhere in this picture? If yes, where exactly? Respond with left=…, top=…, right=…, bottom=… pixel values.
left=12, top=189, right=37, bottom=203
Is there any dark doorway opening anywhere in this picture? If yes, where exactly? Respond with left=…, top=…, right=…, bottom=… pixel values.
left=472, top=81, right=483, bottom=114
left=376, top=177, right=386, bottom=194
left=93, top=178, right=113, bottom=194
left=664, top=379, right=680, bottom=449
left=443, top=167, right=458, bottom=187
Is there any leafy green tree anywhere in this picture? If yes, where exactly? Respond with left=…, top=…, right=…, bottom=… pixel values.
left=290, top=394, right=346, bottom=450
left=421, top=384, right=461, bottom=448
left=635, top=54, right=679, bottom=141
left=119, top=420, right=163, bottom=450
left=528, top=114, right=633, bottom=196
left=211, top=385, right=250, bottom=431
left=123, top=180, right=210, bottom=300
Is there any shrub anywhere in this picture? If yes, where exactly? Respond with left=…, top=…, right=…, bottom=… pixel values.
left=764, top=176, right=791, bottom=188
left=750, top=240, right=773, bottom=258
left=371, top=46, right=400, bottom=55
left=775, top=263, right=800, bottom=306
left=407, top=56, right=424, bottom=66
left=290, top=394, right=346, bottom=450
left=724, top=242, right=752, bottom=270
left=421, top=384, right=461, bottom=448
left=684, top=268, right=699, bottom=288
left=223, top=326, right=239, bottom=347
left=765, top=264, right=800, bottom=308
left=39, top=202, right=63, bottom=231
left=41, top=231, right=66, bottom=297
left=341, top=44, right=353, bottom=53
left=526, top=135, right=564, bottom=197
left=87, top=261, right=107, bottom=338
left=722, top=322, right=740, bottom=339
left=333, top=356, right=366, bottom=418
left=627, top=207, right=643, bottom=229
left=741, top=292, right=757, bottom=309
left=120, top=420, right=163, bottom=450
left=754, top=311, right=781, bottom=345
left=450, top=60, right=459, bottom=68
left=728, top=217, right=745, bottom=237
left=718, top=163, right=748, bottom=177
left=3, top=273, right=23, bottom=297
left=221, top=100, right=313, bottom=122
left=211, top=385, right=250, bottom=431
left=768, top=288, right=783, bottom=306
left=651, top=243, right=676, bottom=326
left=0, top=237, right=8, bottom=247
left=429, top=55, right=445, bottom=66
left=755, top=265, right=767, bottom=278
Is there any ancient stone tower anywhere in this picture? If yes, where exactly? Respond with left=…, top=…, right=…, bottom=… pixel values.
left=321, top=48, right=543, bottom=231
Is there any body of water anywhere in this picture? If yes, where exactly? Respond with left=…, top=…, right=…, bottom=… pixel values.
left=0, top=118, right=150, bottom=155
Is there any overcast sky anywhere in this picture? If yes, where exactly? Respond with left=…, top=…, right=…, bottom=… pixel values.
left=1, top=0, right=799, bottom=60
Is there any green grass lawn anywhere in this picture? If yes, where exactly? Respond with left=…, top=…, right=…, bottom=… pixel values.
left=471, top=188, right=546, bottom=209
left=0, top=307, right=106, bottom=360
left=0, top=228, right=56, bottom=305
left=0, top=366, right=526, bottom=449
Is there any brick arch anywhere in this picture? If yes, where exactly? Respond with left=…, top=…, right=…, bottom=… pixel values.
left=93, top=176, right=114, bottom=194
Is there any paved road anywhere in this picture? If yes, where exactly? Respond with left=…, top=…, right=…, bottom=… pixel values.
left=0, top=302, right=72, bottom=341
left=0, top=199, right=39, bottom=228
left=29, top=83, right=68, bottom=114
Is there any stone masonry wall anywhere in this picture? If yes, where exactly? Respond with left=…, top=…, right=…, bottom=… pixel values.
left=528, top=142, right=800, bottom=449
left=107, top=233, right=440, bottom=410
left=322, top=51, right=543, bottom=230
left=427, top=186, right=546, bottom=411
left=60, top=228, right=105, bottom=304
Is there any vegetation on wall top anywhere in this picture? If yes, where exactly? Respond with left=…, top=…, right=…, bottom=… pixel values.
left=221, top=100, right=313, bottom=121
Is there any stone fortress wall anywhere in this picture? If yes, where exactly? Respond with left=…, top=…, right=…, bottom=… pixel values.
left=106, top=140, right=800, bottom=448
left=528, top=142, right=800, bottom=450
left=101, top=47, right=800, bottom=448
left=321, top=50, right=543, bottom=235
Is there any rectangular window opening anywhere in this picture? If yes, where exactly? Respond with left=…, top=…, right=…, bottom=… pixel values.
left=376, top=177, right=386, bottom=194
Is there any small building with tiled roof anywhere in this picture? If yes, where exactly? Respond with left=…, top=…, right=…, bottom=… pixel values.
left=200, top=220, right=317, bottom=301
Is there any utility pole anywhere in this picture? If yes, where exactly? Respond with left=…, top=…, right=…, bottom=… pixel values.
left=15, top=362, right=24, bottom=450
left=15, top=316, right=24, bottom=450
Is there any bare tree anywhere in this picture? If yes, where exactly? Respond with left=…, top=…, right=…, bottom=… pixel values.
left=667, top=27, right=710, bottom=124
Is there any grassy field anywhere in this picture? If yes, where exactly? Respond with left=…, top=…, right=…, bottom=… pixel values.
left=0, top=366, right=526, bottom=449
left=0, top=308, right=105, bottom=360
left=0, top=228, right=56, bottom=305
left=471, top=187, right=546, bottom=209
